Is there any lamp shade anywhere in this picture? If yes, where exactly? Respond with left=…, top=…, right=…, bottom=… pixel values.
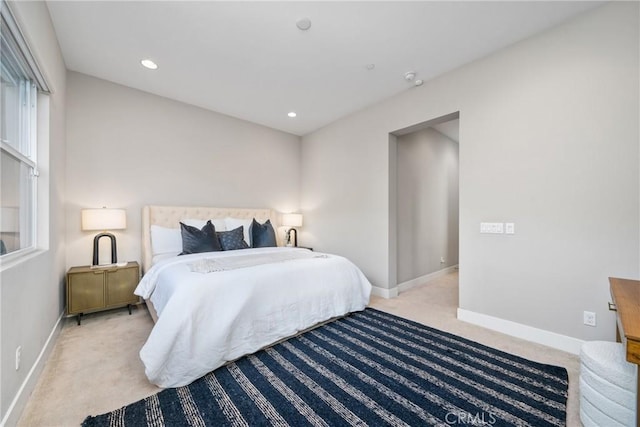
left=282, top=213, right=303, bottom=228
left=81, top=208, right=126, bottom=231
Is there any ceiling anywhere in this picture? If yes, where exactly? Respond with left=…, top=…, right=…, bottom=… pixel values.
left=47, top=1, right=602, bottom=136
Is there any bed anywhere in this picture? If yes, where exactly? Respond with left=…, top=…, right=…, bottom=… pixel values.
left=135, top=205, right=372, bottom=388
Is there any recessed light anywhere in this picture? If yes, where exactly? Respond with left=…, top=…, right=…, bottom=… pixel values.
left=366, top=64, right=375, bottom=70
left=141, top=59, right=158, bottom=70
left=288, top=112, right=297, bottom=118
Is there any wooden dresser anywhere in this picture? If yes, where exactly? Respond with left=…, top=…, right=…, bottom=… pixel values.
left=67, top=261, right=140, bottom=325
left=609, top=277, right=640, bottom=426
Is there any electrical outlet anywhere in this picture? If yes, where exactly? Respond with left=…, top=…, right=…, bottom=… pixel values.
left=440, top=257, right=445, bottom=264
left=15, top=346, right=21, bottom=370
left=583, top=311, right=596, bottom=327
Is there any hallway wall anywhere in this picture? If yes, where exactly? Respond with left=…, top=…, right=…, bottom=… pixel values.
left=396, top=127, right=459, bottom=284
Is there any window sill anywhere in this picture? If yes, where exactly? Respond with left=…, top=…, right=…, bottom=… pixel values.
left=0, top=247, right=46, bottom=273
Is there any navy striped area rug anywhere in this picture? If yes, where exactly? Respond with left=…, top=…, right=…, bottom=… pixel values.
left=82, top=309, right=568, bottom=427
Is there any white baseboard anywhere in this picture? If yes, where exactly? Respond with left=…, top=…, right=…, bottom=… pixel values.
left=371, top=286, right=399, bottom=299
left=1, top=311, right=64, bottom=427
left=372, top=265, right=459, bottom=299
left=397, top=265, right=459, bottom=293
left=457, top=308, right=584, bottom=355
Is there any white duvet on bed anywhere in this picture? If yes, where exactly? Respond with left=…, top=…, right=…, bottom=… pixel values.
left=135, top=247, right=372, bottom=388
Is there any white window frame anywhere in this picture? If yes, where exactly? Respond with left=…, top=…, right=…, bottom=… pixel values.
left=0, top=0, right=49, bottom=265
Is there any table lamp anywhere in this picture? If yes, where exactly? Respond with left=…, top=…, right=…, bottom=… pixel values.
left=81, top=207, right=126, bottom=266
left=282, top=213, right=303, bottom=247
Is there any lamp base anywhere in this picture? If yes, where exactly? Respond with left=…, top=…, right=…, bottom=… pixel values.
left=92, top=232, right=118, bottom=266
left=285, top=228, right=298, bottom=247
left=90, top=261, right=128, bottom=269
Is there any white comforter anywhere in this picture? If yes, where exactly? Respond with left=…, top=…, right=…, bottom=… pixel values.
left=135, top=247, right=372, bottom=388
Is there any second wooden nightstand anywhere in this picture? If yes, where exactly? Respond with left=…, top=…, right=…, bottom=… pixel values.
left=66, top=261, right=140, bottom=325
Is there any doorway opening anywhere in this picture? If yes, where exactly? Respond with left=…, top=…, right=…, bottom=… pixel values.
left=389, top=112, right=460, bottom=296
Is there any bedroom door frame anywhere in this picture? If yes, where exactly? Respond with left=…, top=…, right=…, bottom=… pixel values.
left=388, top=111, right=460, bottom=297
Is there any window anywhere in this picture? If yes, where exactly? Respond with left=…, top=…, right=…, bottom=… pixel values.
left=0, top=1, right=49, bottom=258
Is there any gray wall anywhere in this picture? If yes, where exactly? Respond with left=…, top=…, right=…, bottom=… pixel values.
left=65, top=72, right=301, bottom=268
left=396, top=127, right=459, bottom=284
left=0, top=1, right=67, bottom=423
left=301, top=2, right=639, bottom=341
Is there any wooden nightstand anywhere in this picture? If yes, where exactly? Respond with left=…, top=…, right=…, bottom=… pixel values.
left=66, top=261, right=140, bottom=325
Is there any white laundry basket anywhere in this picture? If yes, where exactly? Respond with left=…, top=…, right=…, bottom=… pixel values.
left=580, top=341, right=637, bottom=427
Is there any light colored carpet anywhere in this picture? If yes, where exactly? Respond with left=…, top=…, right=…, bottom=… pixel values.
left=18, top=271, right=580, bottom=426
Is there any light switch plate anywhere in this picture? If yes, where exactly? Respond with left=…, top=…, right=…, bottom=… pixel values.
left=480, top=222, right=504, bottom=234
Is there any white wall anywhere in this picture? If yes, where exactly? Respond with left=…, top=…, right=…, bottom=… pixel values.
left=65, top=72, right=301, bottom=268
left=0, top=1, right=67, bottom=424
left=396, top=127, right=459, bottom=284
left=301, top=2, right=639, bottom=342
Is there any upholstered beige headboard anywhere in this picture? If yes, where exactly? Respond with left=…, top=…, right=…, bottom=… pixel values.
left=142, top=205, right=279, bottom=274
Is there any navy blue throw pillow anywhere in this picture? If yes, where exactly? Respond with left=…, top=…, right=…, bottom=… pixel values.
left=217, top=226, right=249, bottom=251
left=179, top=220, right=222, bottom=255
left=251, top=218, right=277, bottom=248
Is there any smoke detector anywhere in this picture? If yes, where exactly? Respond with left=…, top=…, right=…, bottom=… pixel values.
left=296, top=18, right=312, bottom=31
left=404, top=71, right=416, bottom=81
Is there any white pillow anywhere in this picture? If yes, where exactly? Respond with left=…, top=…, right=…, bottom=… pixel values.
left=225, top=217, right=253, bottom=246
left=150, top=225, right=182, bottom=256
left=182, top=218, right=226, bottom=231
